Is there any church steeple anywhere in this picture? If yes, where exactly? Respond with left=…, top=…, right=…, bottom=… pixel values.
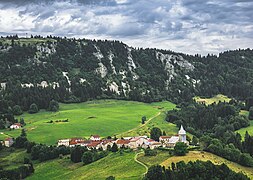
left=178, top=125, right=186, bottom=142
left=178, top=125, right=186, bottom=135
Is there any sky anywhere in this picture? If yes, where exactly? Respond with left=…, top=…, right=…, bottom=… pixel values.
left=0, top=0, right=252, bottom=55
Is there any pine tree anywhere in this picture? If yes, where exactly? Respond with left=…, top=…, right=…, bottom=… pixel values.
left=111, top=142, right=118, bottom=152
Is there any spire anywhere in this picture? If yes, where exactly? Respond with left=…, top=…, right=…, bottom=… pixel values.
left=178, top=125, right=186, bottom=135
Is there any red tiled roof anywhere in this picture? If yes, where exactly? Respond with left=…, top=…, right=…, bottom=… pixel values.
left=13, top=123, right=21, bottom=126
left=116, top=139, right=130, bottom=144
left=87, top=141, right=101, bottom=147
left=69, top=138, right=84, bottom=145
left=5, top=137, right=13, bottom=141
left=148, top=139, right=155, bottom=142
left=159, top=136, right=171, bottom=139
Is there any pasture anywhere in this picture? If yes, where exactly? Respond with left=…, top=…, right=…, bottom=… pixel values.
left=1, top=100, right=176, bottom=145
left=27, top=152, right=145, bottom=180
left=193, top=94, right=231, bottom=105
left=237, top=120, right=253, bottom=137
left=161, top=151, right=253, bottom=179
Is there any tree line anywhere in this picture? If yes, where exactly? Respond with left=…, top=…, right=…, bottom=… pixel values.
left=144, top=160, right=250, bottom=180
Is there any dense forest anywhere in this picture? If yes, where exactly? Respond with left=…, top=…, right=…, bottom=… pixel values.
left=0, top=36, right=253, bottom=113
left=167, top=101, right=253, bottom=167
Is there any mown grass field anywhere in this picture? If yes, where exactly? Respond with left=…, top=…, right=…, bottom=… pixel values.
left=27, top=152, right=146, bottom=180
left=0, top=100, right=176, bottom=144
left=161, top=151, right=253, bottom=179
left=193, top=94, right=231, bottom=105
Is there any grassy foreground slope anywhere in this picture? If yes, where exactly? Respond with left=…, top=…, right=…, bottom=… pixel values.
left=1, top=100, right=176, bottom=144
left=161, top=151, right=253, bottom=179
left=27, top=152, right=145, bottom=180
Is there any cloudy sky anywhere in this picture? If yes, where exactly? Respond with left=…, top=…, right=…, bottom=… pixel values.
left=0, top=0, right=252, bottom=55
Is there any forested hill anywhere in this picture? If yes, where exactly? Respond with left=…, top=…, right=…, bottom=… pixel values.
left=0, top=36, right=252, bottom=111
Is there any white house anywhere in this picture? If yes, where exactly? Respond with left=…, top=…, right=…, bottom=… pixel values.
left=58, top=139, right=70, bottom=146
left=116, top=139, right=130, bottom=148
left=4, top=137, right=14, bottom=147
left=159, top=136, right=171, bottom=144
left=90, top=135, right=100, bottom=141
left=10, top=123, right=22, bottom=129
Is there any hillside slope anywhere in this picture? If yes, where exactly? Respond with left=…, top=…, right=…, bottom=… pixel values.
left=0, top=37, right=253, bottom=111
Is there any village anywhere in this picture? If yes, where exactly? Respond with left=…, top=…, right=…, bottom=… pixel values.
left=1, top=123, right=188, bottom=149
left=57, top=125, right=189, bottom=150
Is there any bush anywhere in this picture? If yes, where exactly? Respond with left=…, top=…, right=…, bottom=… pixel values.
left=13, top=105, right=23, bottom=115
left=174, top=142, right=188, bottom=156
left=144, top=148, right=157, bottom=156
left=28, top=103, right=39, bottom=114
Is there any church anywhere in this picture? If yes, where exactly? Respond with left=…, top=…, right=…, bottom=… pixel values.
left=159, top=125, right=189, bottom=148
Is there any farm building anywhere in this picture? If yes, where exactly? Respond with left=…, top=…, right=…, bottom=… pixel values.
left=10, top=123, right=22, bottom=129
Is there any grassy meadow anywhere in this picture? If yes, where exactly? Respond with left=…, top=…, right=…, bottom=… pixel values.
left=160, top=151, right=253, bottom=179
left=27, top=152, right=146, bottom=180
left=0, top=148, right=29, bottom=170
left=136, top=151, right=171, bottom=168
left=193, top=94, right=231, bottom=105
left=0, top=100, right=176, bottom=144
left=237, top=120, right=253, bottom=137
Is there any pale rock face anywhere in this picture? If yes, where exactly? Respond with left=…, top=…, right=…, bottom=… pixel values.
left=21, top=83, right=34, bottom=88
left=127, top=48, right=137, bottom=71
left=37, top=81, right=48, bottom=88
left=0, top=82, right=7, bottom=90
left=119, top=70, right=127, bottom=80
left=121, top=81, right=131, bottom=96
left=108, top=51, right=116, bottom=74
left=51, top=82, right=59, bottom=89
left=62, top=72, right=71, bottom=85
left=127, top=48, right=139, bottom=80
left=93, top=45, right=104, bottom=61
left=93, top=46, right=108, bottom=78
left=79, top=78, right=86, bottom=83
left=96, top=62, right=108, bottom=78
left=108, top=82, right=120, bottom=95
left=156, top=51, right=194, bottom=85
left=36, top=44, right=56, bottom=54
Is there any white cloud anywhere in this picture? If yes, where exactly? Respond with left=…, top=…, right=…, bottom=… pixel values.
left=0, top=0, right=252, bottom=55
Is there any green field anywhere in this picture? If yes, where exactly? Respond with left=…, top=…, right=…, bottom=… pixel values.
left=0, top=100, right=176, bottom=144
left=0, top=148, right=29, bottom=170
left=161, top=151, right=253, bottom=179
left=119, top=112, right=178, bottom=138
left=136, top=150, right=171, bottom=168
left=237, top=120, right=253, bottom=137
left=27, top=152, right=145, bottom=180
left=194, top=94, right=231, bottom=105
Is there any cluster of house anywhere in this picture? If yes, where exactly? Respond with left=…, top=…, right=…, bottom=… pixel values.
left=57, top=125, right=188, bottom=150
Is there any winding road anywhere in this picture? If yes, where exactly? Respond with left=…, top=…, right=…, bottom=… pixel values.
left=134, top=151, right=148, bottom=177
left=118, top=111, right=162, bottom=137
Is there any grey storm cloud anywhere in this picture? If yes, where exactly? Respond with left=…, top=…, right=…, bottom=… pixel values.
left=0, top=0, right=252, bottom=55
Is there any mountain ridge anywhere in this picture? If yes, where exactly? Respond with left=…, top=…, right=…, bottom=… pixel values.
left=0, top=36, right=252, bottom=111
